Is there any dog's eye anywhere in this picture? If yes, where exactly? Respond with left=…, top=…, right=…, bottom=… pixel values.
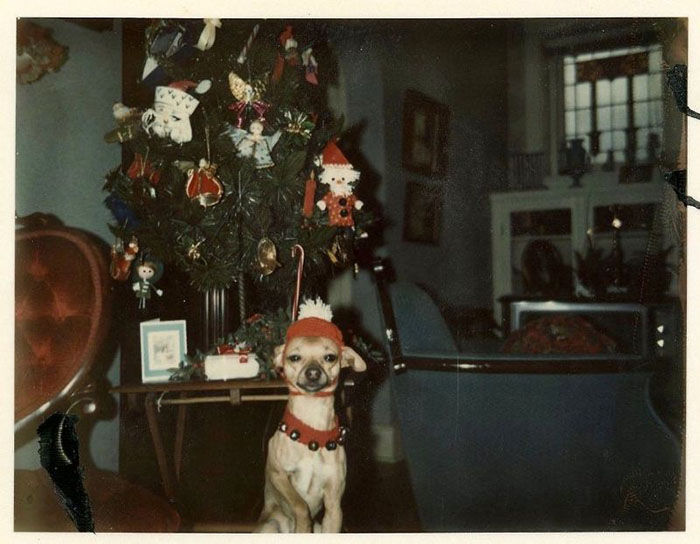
left=323, top=354, right=338, bottom=363
left=288, top=354, right=301, bottom=363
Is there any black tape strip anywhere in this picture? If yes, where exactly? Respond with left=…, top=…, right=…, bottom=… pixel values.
left=667, top=64, right=700, bottom=120
left=37, top=413, right=95, bottom=532
left=664, top=169, right=700, bottom=209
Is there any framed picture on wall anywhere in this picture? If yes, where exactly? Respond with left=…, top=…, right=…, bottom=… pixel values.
left=140, top=320, right=187, bottom=383
left=403, top=181, right=443, bottom=244
left=402, top=89, right=450, bottom=177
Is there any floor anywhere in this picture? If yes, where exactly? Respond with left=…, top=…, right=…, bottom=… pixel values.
left=119, top=399, right=422, bottom=533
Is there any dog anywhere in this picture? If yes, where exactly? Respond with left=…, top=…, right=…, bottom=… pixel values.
left=256, top=300, right=367, bottom=533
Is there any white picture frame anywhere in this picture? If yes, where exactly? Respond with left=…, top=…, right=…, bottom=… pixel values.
left=140, top=320, right=188, bottom=383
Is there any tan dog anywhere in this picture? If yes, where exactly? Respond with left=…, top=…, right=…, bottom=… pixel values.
left=257, top=301, right=367, bottom=533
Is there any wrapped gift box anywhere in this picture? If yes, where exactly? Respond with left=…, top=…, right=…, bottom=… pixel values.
left=205, top=350, right=259, bottom=380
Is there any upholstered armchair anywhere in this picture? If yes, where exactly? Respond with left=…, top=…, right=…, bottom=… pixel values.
left=15, top=214, right=180, bottom=532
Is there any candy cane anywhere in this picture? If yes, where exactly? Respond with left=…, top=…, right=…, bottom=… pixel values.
left=237, top=23, right=260, bottom=65
left=291, top=244, right=305, bottom=321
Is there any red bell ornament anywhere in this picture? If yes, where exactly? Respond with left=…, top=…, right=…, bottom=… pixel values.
left=186, top=159, right=223, bottom=207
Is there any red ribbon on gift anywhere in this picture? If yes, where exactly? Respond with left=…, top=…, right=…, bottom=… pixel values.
left=227, top=100, right=270, bottom=128
left=216, top=344, right=251, bottom=363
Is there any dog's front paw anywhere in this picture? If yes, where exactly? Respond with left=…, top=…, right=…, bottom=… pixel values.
left=295, top=518, right=313, bottom=533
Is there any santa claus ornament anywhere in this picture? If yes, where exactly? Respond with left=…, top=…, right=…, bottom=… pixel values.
left=186, top=159, right=223, bottom=207
left=316, top=141, right=364, bottom=227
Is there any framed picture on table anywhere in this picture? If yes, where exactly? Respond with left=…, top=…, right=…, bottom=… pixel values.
left=140, top=320, right=187, bottom=383
left=402, top=89, right=450, bottom=177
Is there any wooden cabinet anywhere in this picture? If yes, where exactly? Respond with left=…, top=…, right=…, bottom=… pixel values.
left=489, top=179, right=669, bottom=326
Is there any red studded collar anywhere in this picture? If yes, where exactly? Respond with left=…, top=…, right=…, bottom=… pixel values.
left=278, top=407, right=347, bottom=451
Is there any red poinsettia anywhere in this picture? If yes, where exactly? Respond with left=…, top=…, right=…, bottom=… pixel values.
left=502, top=315, right=617, bottom=355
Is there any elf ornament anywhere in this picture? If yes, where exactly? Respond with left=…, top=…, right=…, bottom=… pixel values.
left=141, top=84, right=199, bottom=144
left=132, top=257, right=164, bottom=310
left=226, top=119, right=281, bottom=169
left=185, top=159, right=223, bottom=207
left=316, top=141, right=363, bottom=227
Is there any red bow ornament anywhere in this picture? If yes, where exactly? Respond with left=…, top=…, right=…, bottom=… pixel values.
left=227, top=71, right=269, bottom=128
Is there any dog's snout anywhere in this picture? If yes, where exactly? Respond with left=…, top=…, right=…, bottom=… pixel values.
left=304, top=364, right=322, bottom=382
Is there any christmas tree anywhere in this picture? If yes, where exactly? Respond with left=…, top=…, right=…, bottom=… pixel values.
left=104, top=19, right=374, bottom=322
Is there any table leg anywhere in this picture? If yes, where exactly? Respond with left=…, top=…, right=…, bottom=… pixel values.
left=174, top=393, right=187, bottom=482
left=144, top=392, right=177, bottom=502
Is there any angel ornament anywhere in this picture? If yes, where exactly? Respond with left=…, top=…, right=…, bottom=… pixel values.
left=226, top=119, right=281, bottom=169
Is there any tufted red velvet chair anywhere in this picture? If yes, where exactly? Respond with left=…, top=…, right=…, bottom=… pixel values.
left=14, top=214, right=181, bottom=532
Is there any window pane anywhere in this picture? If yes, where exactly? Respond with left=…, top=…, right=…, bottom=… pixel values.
left=636, top=145, right=648, bottom=162
left=592, top=151, right=607, bottom=165
left=576, top=83, right=590, bottom=108
left=564, top=44, right=663, bottom=167
left=576, top=108, right=591, bottom=134
left=565, top=111, right=576, bottom=136
left=565, top=85, right=576, bottom=110
left=597, top=79, right=611, bottom=106
left=634, top=101, right=649, bottom=127
left=637, top=127, right=650, bottom=149
left=612, top=130, right=626, bottom=150
left=649, top=73, right=663, bottom=99
left=579, top=136, right=590, bottom=153
left=612, top=77, right=628, bottom=104
left=649, top=49, right=662, bottom=72
left=633, top=74, right=649, bottom=101
left=565, top=64, right=575, bottom=85
left=598, top=106, right=612, bottom=130
left=649, top=100, right=663, bottom=126
left=612, top=105, right=628, bottom=129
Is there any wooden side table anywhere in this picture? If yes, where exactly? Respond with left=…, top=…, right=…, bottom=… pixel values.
left=111, top=378, right=354, bottom=503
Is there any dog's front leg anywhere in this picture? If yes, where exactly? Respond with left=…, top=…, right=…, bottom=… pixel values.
left=268, top=467, right=312, bottom=532
left=320, top=473, right=345, bottom=532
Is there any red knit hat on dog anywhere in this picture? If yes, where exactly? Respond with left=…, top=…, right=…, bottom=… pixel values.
left=285, top=298, right=344, bottom=349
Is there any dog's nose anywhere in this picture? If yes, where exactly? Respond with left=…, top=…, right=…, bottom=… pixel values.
left=304, top=365, right=322, bottom=382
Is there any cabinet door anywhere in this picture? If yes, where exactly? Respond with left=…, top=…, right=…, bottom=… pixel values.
left=491, top=194, right=579, bottom=327
left=509, top=208, right=573, bottom=296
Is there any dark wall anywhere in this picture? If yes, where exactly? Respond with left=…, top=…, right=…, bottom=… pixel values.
left=327, top=20, right=509, bottom=313
left=365, top=21, right=509, bottom=310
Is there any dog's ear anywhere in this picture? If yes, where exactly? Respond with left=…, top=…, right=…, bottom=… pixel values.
left=341, top=346, right=367, bottom=372
left=273, top=344, right=286, bottom=372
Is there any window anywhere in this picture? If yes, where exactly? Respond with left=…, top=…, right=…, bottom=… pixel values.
left=563, top=44, right=663, bottom=166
